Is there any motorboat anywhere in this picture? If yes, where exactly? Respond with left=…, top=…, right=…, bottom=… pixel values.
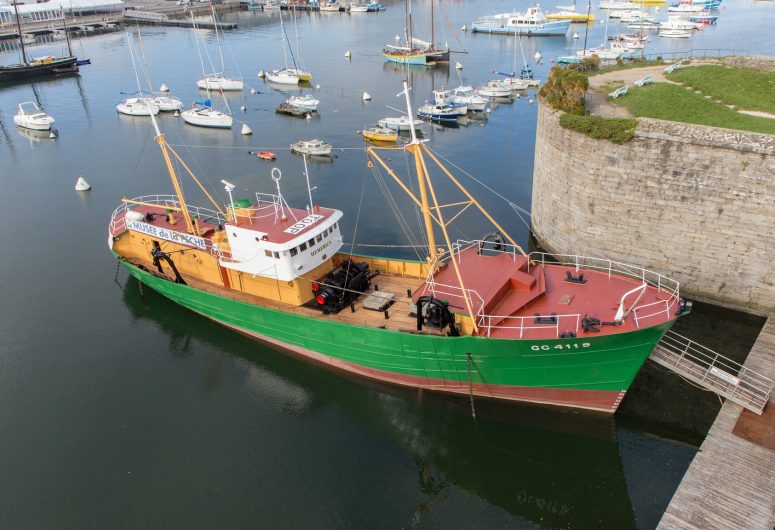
left=181, top=102, right=233, bottom=128
left=660, top=17, right=702, bottom=30
left=471, top=6, right=572, bottom=35
left=416, top=102, right=460, bottom=122
left=197, top=74, right=244, bottom=91
left=13, top=102, right=55, bottom=130
left=659, top=28, right=693, bottom=38
left=448, top=85, right=489, bottom=111
left=116, top=97, right=160, bottom=116
left=287, top=94, right=320, bottom=111
left=599, top=1, right=640, bottom=10
left=431, top=90, right=469, bottom=115
left=350, top=2, right=369, bottom=12
left=477, top=80, right=513, bottom=98
left=361, top=127, right=398, bottom=143
left=291, top=139, right=333, bottom=156
left=276, top=102, right=314, bottom=117
left=320, top=1, right=341, bottom=11
left=378, top=115, right=422, bottom=132
left=667, top=3, right=704, bottom=13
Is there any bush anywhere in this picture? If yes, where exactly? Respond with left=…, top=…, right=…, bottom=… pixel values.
left=538, top=65, right=589, bottom=115
left=559, top=113, right=637, bottom=143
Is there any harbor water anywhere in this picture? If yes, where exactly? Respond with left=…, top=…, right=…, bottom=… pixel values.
left=1, top=0, right=772, bottom=527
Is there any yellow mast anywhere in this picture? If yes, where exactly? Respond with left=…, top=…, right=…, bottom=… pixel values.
left=156, top=132, right=197, bottom=236
left=408, top=143, right=438, bottom=265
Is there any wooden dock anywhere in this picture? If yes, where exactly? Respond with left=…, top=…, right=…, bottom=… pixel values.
left=658, top=315, right=775, bottom=530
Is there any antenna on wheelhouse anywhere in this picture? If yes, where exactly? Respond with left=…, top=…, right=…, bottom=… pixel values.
left=302, top=154, right=316, bottom=222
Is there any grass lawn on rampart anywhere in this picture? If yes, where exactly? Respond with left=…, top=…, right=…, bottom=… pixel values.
left=612, top=83, right=775, bottom=135
left=666, top=65, right=775, bottom=115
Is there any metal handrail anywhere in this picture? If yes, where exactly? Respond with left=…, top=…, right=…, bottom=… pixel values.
left=110, top=195, right=229, bottom=236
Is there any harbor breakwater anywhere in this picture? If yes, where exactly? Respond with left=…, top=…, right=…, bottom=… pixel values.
left=531, top=103, right=775, bottom=315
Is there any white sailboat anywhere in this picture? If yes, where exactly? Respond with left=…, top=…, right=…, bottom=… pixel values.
left=197, top=6, right=244, bottom=91
left=183, top=16, right=233, bottom=128
left=134, top=29, right=183, bottom=112
left=265, top=10, right=311, bottom=85
left=116, top=34, right=160, bottom=117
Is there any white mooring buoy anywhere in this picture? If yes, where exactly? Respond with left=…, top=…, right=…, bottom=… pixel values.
left=362, top=92, right=371, bottom=101
left=461, top=24, right=467, bottom=32
left=316, top=84, right=320, bottom=90
left=345, top=50, right=352, bottom=59
left=455, top=61, right=463, bottom=70
left=257, top=70, right=265, bottom=79
left=174, top=110, right=180, bottom=117
left=75, top=176, right=91, bottom=191
left=534, top=51, right=542, bottom=62
left=241, top=123, right=252, bottom=135
left=573, top=32, right=579, bottom=39
left=159, top=83, right=169, bottom=93
left=250, top=87, right=257, bottom=94
left=49, top=130, right=57, bottom=139
left=528, top=98, right=535, bottom=105
left=240, top=105, right=247, bottom=112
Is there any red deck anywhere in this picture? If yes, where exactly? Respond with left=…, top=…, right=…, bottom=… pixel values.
left=416, top=247, right=677, bottom=340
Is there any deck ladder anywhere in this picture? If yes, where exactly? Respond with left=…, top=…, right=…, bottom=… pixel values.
left=649, top=330, right=774, bottom=415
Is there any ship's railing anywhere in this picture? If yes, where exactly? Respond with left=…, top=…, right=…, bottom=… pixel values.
left=109, top=195, right=229, bottom=235
left=651, top=330, right=774, bottom=414
left=479, top=313, right=582, bottom=339
left=527, top=252, right=681, bottom=326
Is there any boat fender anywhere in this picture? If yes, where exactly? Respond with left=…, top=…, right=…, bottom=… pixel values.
left=564, top=271, right=587, bottom=284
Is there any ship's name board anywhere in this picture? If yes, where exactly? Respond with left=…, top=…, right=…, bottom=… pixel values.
left=126, top=219, right=207, bottom=250
left=284, top=214, right=324, bottom=234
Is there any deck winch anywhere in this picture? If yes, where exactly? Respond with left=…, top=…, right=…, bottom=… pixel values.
left=311, top=260, right=377, bottom=313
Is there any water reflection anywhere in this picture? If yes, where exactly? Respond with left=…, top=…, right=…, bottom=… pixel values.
left=121, top=275, right=643, bottom=528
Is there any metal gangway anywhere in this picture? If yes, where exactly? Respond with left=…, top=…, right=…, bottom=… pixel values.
left=650, top=330, right=773, bottom=415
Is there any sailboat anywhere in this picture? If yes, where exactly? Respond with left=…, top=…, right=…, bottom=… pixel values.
left=265, top=10, right=312, bottom=85
left=0, top=4, right=77, bottom=81
left=182, top=16, right=233, bottom=128
left=116, top=34, right=160, bottom=117
left=383, top=0, right=429, bottom=65
left=134, top=29, right=183, bottom=112
left=108, top=81, right=688, bottom=414
left=196, top=5, right=244, bottom=91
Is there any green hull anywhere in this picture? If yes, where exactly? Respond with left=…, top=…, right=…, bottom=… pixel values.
left=120, top=259, right=675, bottom=413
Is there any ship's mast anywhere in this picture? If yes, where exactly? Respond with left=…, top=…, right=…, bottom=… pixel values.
left=148, top=110, right=197, bottom=235
left=400, top=83, right=437, bottom=263
left=13, top=2, right=28, bottom=65
left=430, top=0, right=434, bottom=50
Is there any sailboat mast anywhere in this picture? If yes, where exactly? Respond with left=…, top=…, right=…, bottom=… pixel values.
left=13, top=3, right=28, bottom=65
left=279, top=11, right=289, bottom=69
left=430, top=0, right=434, bottom=49
left=192, top=15, right=208, bottom=81
left=61, top=8, right=73, bottom=57
left=212, top=5, right=226, bottom=74
left=126, top=33, right=145, bottom=97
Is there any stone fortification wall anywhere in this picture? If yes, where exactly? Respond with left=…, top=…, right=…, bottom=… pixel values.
left=531, top=104, right=775, bottom=315
left=688, top=55, right=775, bottom=72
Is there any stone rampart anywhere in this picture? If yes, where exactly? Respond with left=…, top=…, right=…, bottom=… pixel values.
left=531, top=104, right=775, bottom=315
